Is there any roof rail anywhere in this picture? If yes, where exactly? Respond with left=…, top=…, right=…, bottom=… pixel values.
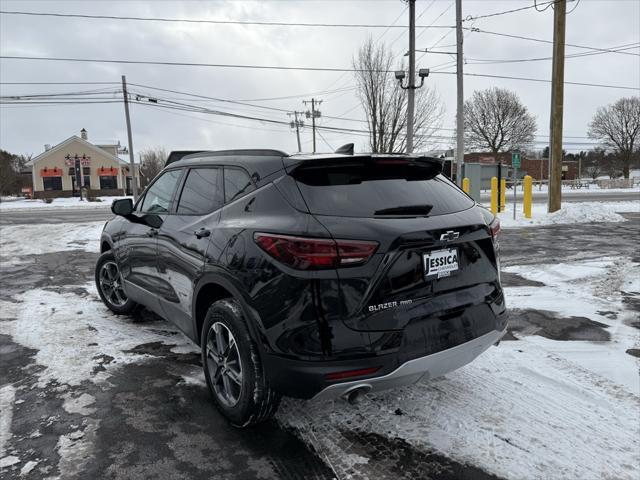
left=207, top=149, right=290, bottom=158
left=165, top=149, right=289, bottom=166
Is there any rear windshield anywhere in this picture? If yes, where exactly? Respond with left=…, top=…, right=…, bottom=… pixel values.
left=292, top=161, right=474, bottom=217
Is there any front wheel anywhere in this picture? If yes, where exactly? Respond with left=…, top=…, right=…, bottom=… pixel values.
left=95, top=251, right=139, bottom=315
left=202, top=299, right=281, bottom=427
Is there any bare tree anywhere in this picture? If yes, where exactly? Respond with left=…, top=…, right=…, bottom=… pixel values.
left=353, top=38, right=444, bottom=153
left=139, top=147, right=167, bottom=187
left=588, top=96, right=640, bottom=179
left=464, top=87, right=537, bottom=157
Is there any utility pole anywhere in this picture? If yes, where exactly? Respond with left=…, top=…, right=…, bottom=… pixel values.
left=288, top=111, right=304, bottom=152
left=303, top=98, right=322, bottom=153
left=548, top=0, right=566, bottom=213
left=121, top=75, right=139, bottom=201
left=455, top=0, right=464, bottom=185
left=406, top=0, right=416, bottom=153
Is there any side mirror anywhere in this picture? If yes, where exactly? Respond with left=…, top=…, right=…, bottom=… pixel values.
left=112, top=198, right=133, bottom=216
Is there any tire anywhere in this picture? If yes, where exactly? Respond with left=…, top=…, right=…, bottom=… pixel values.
left=95, top=251, right=139, bottom=315
left=201, top=298, right=281, bottom=427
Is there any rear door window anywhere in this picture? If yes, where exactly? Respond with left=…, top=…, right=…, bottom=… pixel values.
left=176, top=168, right=224, bottom=215
left=224, top=167, right=255, bottom=203
left=292, top=159, right=473, bottom=217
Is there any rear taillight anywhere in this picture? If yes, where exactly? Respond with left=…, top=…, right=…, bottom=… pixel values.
left=254, top=233, right=378, bottom=270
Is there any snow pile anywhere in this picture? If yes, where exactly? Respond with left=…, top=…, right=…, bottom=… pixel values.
left=0, top=196, right=130, bottom=211
left=499, top=200, right=639, bottom=228
left=0, top=222, right=104, bottom=256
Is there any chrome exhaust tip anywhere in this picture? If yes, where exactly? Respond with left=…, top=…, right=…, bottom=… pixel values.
left=342, top=385, right=371, bottom=405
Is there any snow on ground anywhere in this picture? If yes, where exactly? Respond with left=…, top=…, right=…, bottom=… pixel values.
left=498, top=200, right=639, bottom=229
left=0, top=283, right=194, bottom=388
left=0, top=222, right=104, bottom=256
left=503, top=257, right=640, bottom=394
left=280, top=255, right=640, bottom=480
left=1, top=213, right=638, bottom=478
left=282, top=341, right=639, bottom=480
left=481, top=183, right=640, bottom=196
left=0, top=196, right=130, bottom=211
left=0, top=385, right=16, bottom=457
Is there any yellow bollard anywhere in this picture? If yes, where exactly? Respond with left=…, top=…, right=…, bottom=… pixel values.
left=500, top=178, right=506, bottom=212
left=523, top=175, right=533, bottom=218
left=490, top=177, right=498, bottom=215
left=462, top=177, right=470, bottom=194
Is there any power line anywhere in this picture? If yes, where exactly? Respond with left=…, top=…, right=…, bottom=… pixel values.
left=2, top=55, right=637, bottom=90
left=0, top=55, right=390, bottom=73
left=1, top=87, right=601, bottom=140
left=0, top=94, right=603, bottom=148
left=0, top=10, right=454, bottom=29
left=466, top=27, right=640, bottom=56
left=431, top=71, right=639, bottom=91
left=566, top=0, right=582, bottom=14
left=0, top=81, right=120, bottom=85
left=465, top=0, right=556, bottom=21
left=465, top=43, right=640, bottom=65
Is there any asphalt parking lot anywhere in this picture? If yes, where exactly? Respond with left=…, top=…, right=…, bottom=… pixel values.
left=1, top=209, right=638, bottom=479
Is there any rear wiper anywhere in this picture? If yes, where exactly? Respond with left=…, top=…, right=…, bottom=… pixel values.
left=374, top=205, right=433, bottom=216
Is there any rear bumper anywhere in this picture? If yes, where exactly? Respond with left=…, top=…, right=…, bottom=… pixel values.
left=263, top=327, right=506, bottom=400
left=312, top=328, right=505, bottom=401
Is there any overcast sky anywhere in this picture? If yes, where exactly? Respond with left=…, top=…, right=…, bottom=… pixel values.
left=1, top=0, right=639, bottom=159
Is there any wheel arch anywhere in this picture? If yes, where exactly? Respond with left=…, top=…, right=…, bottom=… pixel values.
left=193, top=274, right=266, bottom=347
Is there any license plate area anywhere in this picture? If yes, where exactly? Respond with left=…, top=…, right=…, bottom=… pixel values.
left=423, top=247, right=459, bottom=279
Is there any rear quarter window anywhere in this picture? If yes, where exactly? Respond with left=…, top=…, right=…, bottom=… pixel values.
left=293, top=162, right=473, bottom=217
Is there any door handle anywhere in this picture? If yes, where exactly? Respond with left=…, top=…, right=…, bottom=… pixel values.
left=194, top=228, right=211, bottom=239
left=146, top=228, right=158, bottom=237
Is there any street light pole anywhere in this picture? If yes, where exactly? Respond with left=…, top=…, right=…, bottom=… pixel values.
left=455, top=0, right=464, bottom=185
left=406, top=0, right=416, bottom=153
left=121, top=75, right=138, bottom=200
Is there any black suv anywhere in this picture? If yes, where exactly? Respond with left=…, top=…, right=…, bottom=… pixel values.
left=96, top=149, right=506, bottom=427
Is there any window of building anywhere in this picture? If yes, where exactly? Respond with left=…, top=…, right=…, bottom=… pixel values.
left=176, top=168, right=223, bottom=215
left=82, top=167, right=91, bottom=175
left=68, top=167, right=75, bottom=176
left=43, top=177, right=63, bottom=191
left=140, top=169, right=182, bottom=214
left=83, top=176, right=91, bottom=189
left=224, top=168, right=255, bottom=203
left=99, top=176, right=118, bottom=190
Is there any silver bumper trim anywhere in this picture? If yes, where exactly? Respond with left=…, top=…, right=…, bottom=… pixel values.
left=312, top=328, right=506, bottom=402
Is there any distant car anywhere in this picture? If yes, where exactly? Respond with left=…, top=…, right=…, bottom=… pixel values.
left=95, top=148, right=506, bottom=427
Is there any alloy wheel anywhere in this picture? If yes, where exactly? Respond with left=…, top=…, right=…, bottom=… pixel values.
left=206, top=322, right=243, bottom=407
left=99, top=261, right=128, bottom=307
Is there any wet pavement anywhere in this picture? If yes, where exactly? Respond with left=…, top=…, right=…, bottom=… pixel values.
left=0, top=210, right=638, bottom=479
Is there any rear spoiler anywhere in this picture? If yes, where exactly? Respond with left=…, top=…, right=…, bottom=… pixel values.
left=285, top=155, right=444, bottom=176
left=165, top=150, right=206, bottom=166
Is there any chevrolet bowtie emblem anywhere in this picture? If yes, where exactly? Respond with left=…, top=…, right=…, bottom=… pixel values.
left=440, top=230, right=460, bottom=242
